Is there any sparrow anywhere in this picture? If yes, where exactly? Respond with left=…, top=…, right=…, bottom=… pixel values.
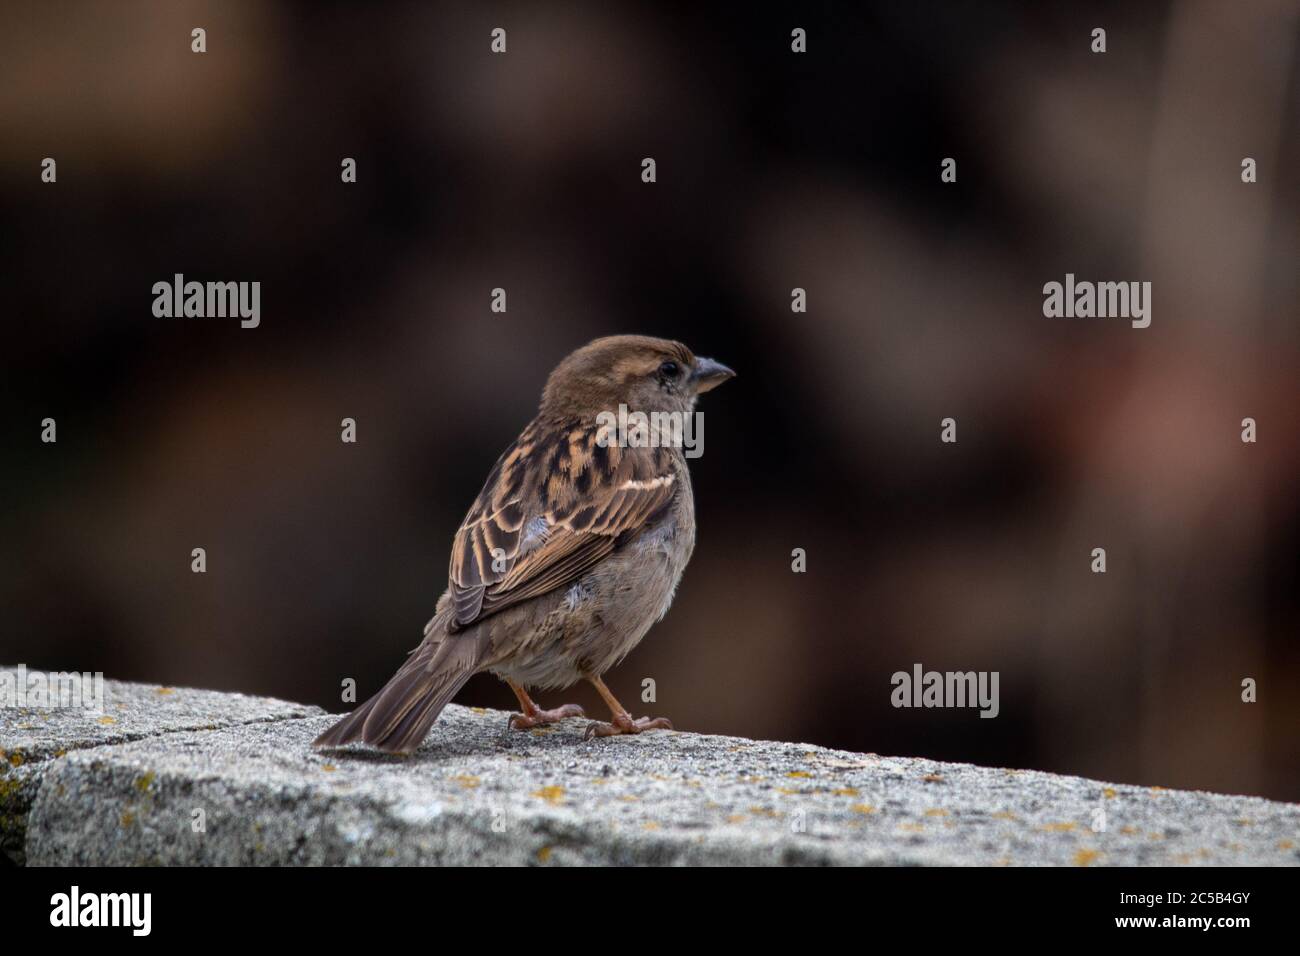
left=314, top=335, right=734, bottom=753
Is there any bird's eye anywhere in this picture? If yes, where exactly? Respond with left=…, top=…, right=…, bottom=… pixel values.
left=658, top=360, right=680, bottom=379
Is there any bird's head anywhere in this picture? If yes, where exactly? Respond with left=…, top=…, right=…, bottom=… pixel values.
left=540, top=335, right=735, bottom=420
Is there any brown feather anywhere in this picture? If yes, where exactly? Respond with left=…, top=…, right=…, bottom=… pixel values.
left=446, top=420, right=676, bottom=631
left=312, top=609, right=486, bottom=754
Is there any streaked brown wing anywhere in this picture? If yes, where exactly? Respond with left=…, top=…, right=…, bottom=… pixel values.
left=446, top=419, right=676, bottom=630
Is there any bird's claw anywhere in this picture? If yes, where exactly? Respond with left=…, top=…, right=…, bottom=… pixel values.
left=507, top=703, right=585, bottom=730
left=583, top=714, right=674, bottom=740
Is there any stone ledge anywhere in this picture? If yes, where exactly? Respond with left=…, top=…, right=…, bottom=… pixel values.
left=0, top=667, right=321, bottom=864
left=13, top=685, right=1300, bottom=866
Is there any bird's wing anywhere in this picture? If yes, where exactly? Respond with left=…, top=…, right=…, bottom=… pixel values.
left=446, top=419, right=677, bottom=630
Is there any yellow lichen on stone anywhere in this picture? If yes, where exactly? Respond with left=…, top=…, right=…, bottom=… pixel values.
left=1041, top=822, right=1077, bottom=832
left=450, top=774, right=481, bottom=789
left=531, top=785, right=565, bottom=805
left=1074, top=849, right=1100, bottom=866
left=851, top=804, right=875, bottom=815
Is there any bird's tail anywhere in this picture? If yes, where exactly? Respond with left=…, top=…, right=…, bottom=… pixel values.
left=313, top=613, right=487, bottom=754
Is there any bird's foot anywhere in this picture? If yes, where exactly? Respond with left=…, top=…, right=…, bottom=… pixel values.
left=507, top=703, right=585, bottom=730
left=582, top=713, right=673, bottom=740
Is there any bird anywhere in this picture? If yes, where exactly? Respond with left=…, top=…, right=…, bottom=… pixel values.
left=313, top=335, right=734, bottom=754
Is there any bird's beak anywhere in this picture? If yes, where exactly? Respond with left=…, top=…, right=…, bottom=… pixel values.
left=690, top=356, right=736, bottom=393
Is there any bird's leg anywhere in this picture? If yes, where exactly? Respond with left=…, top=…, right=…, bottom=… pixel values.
left=582, top=675, right=674, bottom=739
left=505, top=678, right=584, bottom=730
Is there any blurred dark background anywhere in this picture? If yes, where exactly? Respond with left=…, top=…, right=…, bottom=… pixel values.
left=2, top=1, right=1297, bottom=800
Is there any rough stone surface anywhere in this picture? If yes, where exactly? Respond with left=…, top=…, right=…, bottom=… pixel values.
left=0, top=666, right=320, bottom=864
left=22, top=701, right=1300, bottom=866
